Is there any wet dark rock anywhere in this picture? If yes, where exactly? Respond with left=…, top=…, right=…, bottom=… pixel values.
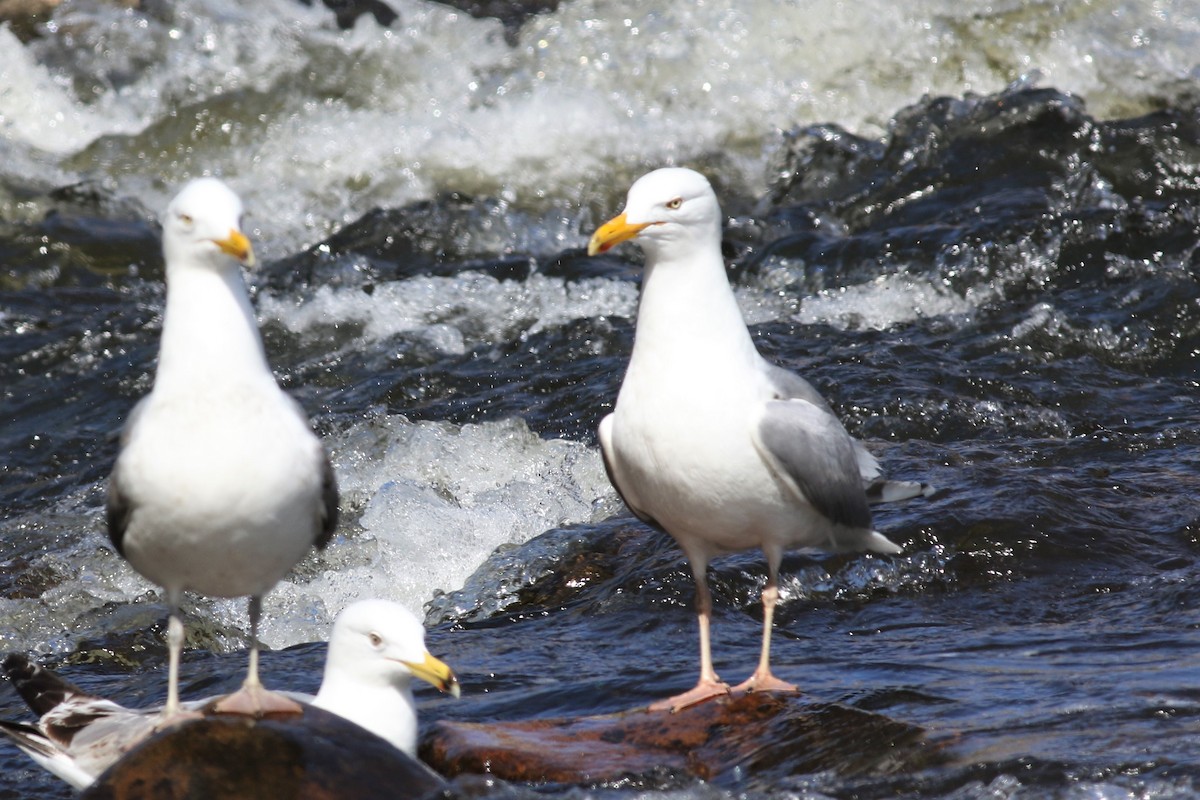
left=434, top=0, right=560, bottom=45
left=289, top=0, right=557, bottom=41
left=421, top=692, right=932, bottom=785
left=83, top=704, right=447, bottom=800
left=264, top=195, right=540, bottom=291
left=295, top=0, right=399, bottom=29
left=538, top=249, right=643, bottom=283
left=0, top=181, right=159, bottom=290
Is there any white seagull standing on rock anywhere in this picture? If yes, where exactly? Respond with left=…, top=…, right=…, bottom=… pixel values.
left=0, top=600, right=459, bottom=790
left=588, top=167, right=929, bottom=712
left=106, top=177, right=339, bottom=720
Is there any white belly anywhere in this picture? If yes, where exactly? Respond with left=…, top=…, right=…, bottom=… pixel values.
left=115, top=389, right=324, bottom=598
left=608, top=373, right=837, bottom=560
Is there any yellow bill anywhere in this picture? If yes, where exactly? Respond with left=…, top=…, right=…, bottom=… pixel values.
left=215, top=228, right=256, bottom=267
left=404, top=651, right=461, bottom=698
left=587, top=212, right=650, bottom=256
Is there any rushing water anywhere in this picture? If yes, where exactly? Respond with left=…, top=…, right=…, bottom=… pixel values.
left=2, top=0, right=1200, bottom=797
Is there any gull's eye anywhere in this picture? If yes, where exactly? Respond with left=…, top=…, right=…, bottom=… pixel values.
left=368, top=632, right=383, bottom=648
left=665, top=197, right=683, bottom=210
left=178, top=213, right=194, bottom=225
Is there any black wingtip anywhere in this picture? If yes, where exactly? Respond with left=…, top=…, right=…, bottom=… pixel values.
left=3, top=653, right=36, bottom=685
left=0, top=718, right=56, bottom=757
left=106, top=473, right=131, bottom=558
left=316, top=451, right=340, bottom=550
left=2, top=653, right=88, bottom=717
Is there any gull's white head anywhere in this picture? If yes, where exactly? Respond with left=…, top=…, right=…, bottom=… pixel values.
left=587, top=167, right=722, bottom=259
left=162, top=177, right=255, bottom=273
left=313, top=599, right=459, bottom=756
left=322, top=599, right=459, bottom=697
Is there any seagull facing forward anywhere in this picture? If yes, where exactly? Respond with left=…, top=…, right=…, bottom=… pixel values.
left=107, top=177, right=339, bottom=720
left=0, top=600, right=458, bottom=790
left=588, top=167, right=926, bottom=712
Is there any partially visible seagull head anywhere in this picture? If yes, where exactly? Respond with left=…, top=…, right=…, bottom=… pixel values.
left=588, top=167, right=721, bottom=259
left=312, top=599, right=459, bottom=756
left=163, top=177, right=256, bottom=272
left=324, top=599, right=460, bottom=698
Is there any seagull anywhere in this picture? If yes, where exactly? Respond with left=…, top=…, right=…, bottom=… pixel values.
left=0, top=600, right=459, bottom=790
left=106, top=177, right=339, bottom=720
left=311, top=599, right=461, bottom=756
left=588, top=167, right=928, bottom=712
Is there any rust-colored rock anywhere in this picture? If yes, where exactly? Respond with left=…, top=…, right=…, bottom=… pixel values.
left=421, top=692, right=930, bottom=784
left=83, top=704, right=446, bottom=800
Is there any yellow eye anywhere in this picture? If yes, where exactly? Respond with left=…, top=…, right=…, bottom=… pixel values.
left=178, top=213, right=193, bottom=224
left=368, top=632, right=383, bottom=648
left=666, top=198, right=683, bottom=210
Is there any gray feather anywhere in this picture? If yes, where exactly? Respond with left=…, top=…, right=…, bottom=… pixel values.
left=105, top=398, right=149, bottom=558
left=599, top=428, right=661, bottom=530
left=766, top=363, right=935, bottom=504
left=763, top=364, right=836, bottom=414
left=105, top=467, right=131, bottom=558
left=757, top=399, right=872, bottom=530
left=316, top=452, right=339, bottom=550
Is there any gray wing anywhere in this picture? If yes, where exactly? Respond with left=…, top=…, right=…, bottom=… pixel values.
left=105, top=398, right=150, bottom=558
left=765, top=363, right=933, bottom=504
left=755, top=398, right=872, bottom=531
left=280, top=392, right=340, bottom=551
left=597, top=414, right=662, bottom=530
left=764, top=363, right=879, bottom=477
left=2, top=653, right=151, bottom=778
left=105, top=470, right=132, bottom=559
left=314, top=451, right=339, bottom=550
left=0, top=718, right=96, bottom=790
left=763, top=364, right=837, bottom=415
left=0, top=719, right=57, bottom=759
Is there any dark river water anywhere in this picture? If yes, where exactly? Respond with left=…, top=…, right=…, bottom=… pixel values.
left=2, top=1, right=1200, bottom=797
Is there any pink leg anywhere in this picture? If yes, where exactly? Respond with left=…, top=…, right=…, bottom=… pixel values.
left=733, top=558, right=798, bottom=695
left=213, top=596, right=304, bottom=718
left=155, top=590, right=203, bottom=729
left=650, top=564, right=731, bottom=712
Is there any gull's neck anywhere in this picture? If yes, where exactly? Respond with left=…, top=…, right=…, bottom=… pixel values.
left=313, top=674, right=417, bottom=755
left=154, top=263, right=271, bottom=394
left=631, top=232, right=758, bottom=369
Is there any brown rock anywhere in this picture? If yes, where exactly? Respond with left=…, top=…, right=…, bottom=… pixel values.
left=0, top=0, right=139, bottom=41
left=421, top=692, right=932, bottom=784
left=0, top=0, right=60, bottom=18
left=0, top=0, right=59, bottom=41
left=83, top=704, right=447, bottom=800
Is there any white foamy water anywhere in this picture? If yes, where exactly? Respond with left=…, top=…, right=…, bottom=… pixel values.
left=0, top=415, right=613, bottom=653
left=1, top=0, right=1195, bottom=656
left=796, top=272, right=975, bottom=331
left=228, top=413, right=615, bottom=648
left=259, top=269, right=639, bottom=348
left=2, top=0, right=1198, bottom=252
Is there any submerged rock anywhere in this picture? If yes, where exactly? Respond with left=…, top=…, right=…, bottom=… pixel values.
left=421, top=692, right=933, bottom=784
left=83, top=704, right=446, bottom=800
